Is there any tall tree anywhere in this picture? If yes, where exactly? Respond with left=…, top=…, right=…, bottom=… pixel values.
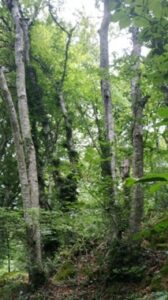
left=99, top=0, right=118, bottom=238
left=48, top=4, right=79, bottom=207
left=129, top=27, right=147, bottom=234
left=1, top=0, right=44, bottom=285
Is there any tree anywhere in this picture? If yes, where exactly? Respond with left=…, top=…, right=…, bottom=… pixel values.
left=99, top=0, right=119, bottom=239
left=49, top=3, right=79, bottom=208
left=0, top=0, right=44, bottom=286
left=129, top=27, right=147, bottom=233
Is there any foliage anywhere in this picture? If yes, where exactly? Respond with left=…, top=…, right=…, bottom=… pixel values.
left=107, top=240, right=146, bottom=282
left=54, top=261, right=77, bottom=281
left=0, top=0, right=168, bottom=298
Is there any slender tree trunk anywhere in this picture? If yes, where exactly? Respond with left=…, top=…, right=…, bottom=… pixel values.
left=59, top=93, right=78, bottom=165
left=6, top=234, right=11, bottom=273
left=99, top=0, right=119, bottom=238
left=121, top=159, right=131, bottom=207
left=99, top=0, right=115, bottom=183
left=0, top=67, right=43, bottom=286
left=92, top=102, right=113, bottom=177
left=22, top=18, right=30, bottom=64
left=4, top=0, right=44, bottom=285
left=0, top=67, right=31, bottom=216
left=49, top=5, right=79, bottom=205
left=162, top=86, right=168, bottom=149
left=129, top=28, right=145, bottom=234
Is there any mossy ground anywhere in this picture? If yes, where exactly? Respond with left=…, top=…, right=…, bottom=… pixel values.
left=1, top=239, right=168, bottom=299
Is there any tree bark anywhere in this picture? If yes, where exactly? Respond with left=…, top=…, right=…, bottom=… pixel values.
left=49, top=5, right=79, bottom=205
left=4, top=0, right=43, bottom=285
left=99, top=0, right=119, bottom=239
left=0, top=67, right=43, bottom=284
left=21, top=9, right=52, bottom=210
left=99, top=0, right=116, bottom=182
left=0, top=67, right=30, bottom=215
left=129, top=28, right=146, bottom=234
left=59, top=93, right=78, bottom=165
left=10, top=1, right=39, bottom=209
left=161, top=85, right=168, bottom=149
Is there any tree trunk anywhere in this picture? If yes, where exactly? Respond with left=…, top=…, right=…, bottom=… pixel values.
left=161, top=86, right=168, bottom=149
left=21, top=13, right=52, bottom=210
left=121, top=158, right=131, bottom=209
left=4, top=0, right=44, bottom=285
left=129, top=28, right=145, bottom=234
left=99, top=0, right=118, bottom=238
left=0, top=67, right=31, bottom=219
left=0, top=67, right=43, bottom=284
left=99, top=0, right=115, bottom=182
left=48, top=5, right=79, bottom=206
left=59, top=93, right=78, bottom=165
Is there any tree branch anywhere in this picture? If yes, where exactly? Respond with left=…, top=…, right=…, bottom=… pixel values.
left=48, top=1, right=75, bottom=88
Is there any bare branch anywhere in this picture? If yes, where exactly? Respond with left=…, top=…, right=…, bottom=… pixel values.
left=48, top=1, right=70, bottom=35
left=76, top=103, right=101, bottom=155
left=60, top=27, right=74, bottom=87
left=48, top=1, right=75, bottom=87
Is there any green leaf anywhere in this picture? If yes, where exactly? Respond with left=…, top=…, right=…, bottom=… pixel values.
left=109, top=1, right=118, bottom=11
left=125, top=177, right=136, bottom=187
left=148, top=0, right=162, bottom=19
left=119, top=15, right=131, bottom=29
left=125, top=174, right=168, bottom=187
left=133, top=16, right=149, bottom=28
left=111, top=11, right=122, bottom=22
left=111, top=10, right=131, bottom=28
left=158, top=107, right=168, bottom=118
left=137, top=174, right=168, bottom=183
left=155, top=119, right=168, bottom=126
left=149, top=183, right=162, bottom=193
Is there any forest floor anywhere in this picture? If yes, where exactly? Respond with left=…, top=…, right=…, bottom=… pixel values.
left=1, top=240, right=168, bottom=299
left=29, top=247, right=168, bottom=300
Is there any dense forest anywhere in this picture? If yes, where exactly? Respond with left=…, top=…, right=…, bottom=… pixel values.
left=0, top=0, right=168, bottom=299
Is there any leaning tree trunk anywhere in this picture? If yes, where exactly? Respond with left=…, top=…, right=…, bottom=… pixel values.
left=99, top=0, right=118, bottom=238
left=5, top=0, right=43, bottom=285
left=129, top=28, right=145, bottom=234
left=0, top=67, right=31, bottom=219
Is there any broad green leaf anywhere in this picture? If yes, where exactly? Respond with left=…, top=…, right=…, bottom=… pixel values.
left=109, top=1, right=118, bottom=11
left=133, top=16, right=149, bottom=28
left=148, top=0, right=162, bottom=19
left=158, top=107, right=168, bottom=118
left=125, top=174, right=168, bottom=187
left=155, top=119, right=168, bottom=126
left=119, top=15, right=131, bottom=29
left=111, top=10, right=130, bottom=28
left=125, top=177, right=136, bottom=187
left=137, top=174, right=168, bottom=183
left=149, top=183, right=162, bottom=193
